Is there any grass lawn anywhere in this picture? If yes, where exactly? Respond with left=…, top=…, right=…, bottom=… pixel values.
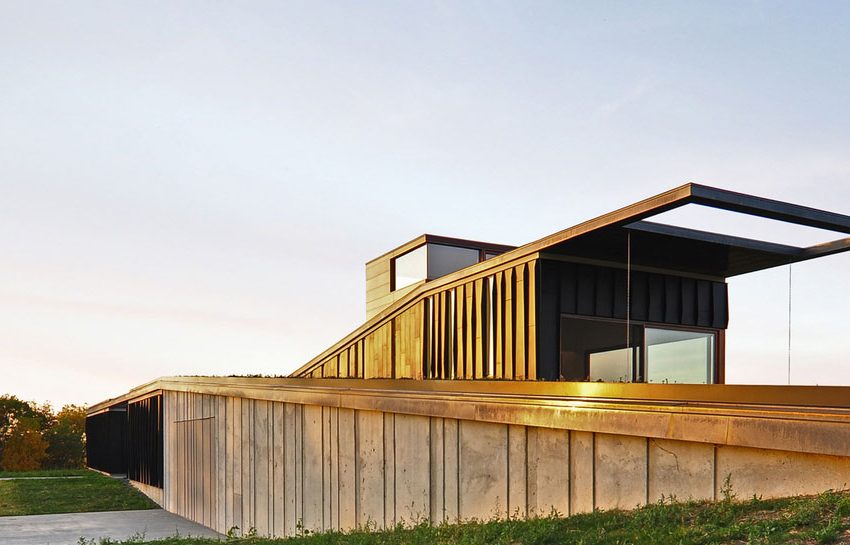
left=0, top=468, right=157, bottom=516
left=75, top=490, right=850, bottom=545
left=0, top=469, right=91, bottom=478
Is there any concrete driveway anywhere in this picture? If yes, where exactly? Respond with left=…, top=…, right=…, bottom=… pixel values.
left=0, top=509, right=222, bottom=545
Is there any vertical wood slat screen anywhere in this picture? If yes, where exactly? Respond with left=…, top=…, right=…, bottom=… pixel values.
left=296, top=260, right=538, bottom=381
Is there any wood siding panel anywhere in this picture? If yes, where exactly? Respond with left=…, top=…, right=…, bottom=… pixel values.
left=494, top=272, right=504, bottom=379
left=356, top=410, right=385, bottom=528
left=473, top=278, right=484, bottom=379
left=338, top=408, right=356, bottom=530
left=272, top=402, right=285, bottom=537
left=302, top=405, right=324, bottom=532
left=526, top=260, right=537, bottom=380
left=254, top=400, right=270, bottom=536
left=514, top=265, right=527, bottom=380
left=503, top=268, right=515, bottom=380
left=455, top=285, right=465, bottom=379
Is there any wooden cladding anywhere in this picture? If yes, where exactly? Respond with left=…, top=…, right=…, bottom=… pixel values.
left=423, top=262, right=536, bottom=380
left=299, top=261, right=537, bottom=381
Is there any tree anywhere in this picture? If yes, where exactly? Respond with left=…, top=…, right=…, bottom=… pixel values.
left=0, top=395, right=51, bottom=465
left=44, top=405, right=87, bottom=468
left=0, top=416, right=47, bottom=471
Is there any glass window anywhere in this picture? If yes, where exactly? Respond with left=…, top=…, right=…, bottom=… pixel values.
left=484, top=251, right=501, bottom=260
left=589, top=347, right=636, bottom=382
left=560, top=317, right=643, bottom=382
left=393, top=245, right=427, bottom=290
left=646, top=328, right=715, bottom=384
left=427, top=244, right=480, bottom=279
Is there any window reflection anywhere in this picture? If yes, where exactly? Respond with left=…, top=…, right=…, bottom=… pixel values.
left=559, top=316, right=716, bottom=384
left=588, top=347, right=636, bottom=382
left=427, top=244, right=480, bottom=279
left=646, top=328, right=714, bottom=384
left=393, top=245, right=427, bottom=290
left=393, top=243, right=483, bottom=291
left=560, top=317, right=643, bottom=381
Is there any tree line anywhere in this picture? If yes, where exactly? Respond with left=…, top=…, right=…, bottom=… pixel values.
left=0, top=394, right=86, bottom=471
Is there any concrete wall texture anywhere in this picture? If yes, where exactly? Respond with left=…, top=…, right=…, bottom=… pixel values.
left=158, top=389, right=850, bottom=537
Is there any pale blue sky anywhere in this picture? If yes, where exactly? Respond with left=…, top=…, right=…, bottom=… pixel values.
left=2, top=2, right=850, bottom=407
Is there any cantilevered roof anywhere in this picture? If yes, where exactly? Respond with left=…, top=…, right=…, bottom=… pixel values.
left=535, top=183, right=850, bottom=279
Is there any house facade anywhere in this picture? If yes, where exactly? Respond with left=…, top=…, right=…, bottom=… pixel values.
left=87, top=184, right=850, bottom=536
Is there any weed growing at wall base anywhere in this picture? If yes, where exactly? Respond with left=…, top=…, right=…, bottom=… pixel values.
left=75, top=489, right=850, bottom=545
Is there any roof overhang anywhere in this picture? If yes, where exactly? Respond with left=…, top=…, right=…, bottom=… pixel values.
left=540, top=184, right=850, bottom=278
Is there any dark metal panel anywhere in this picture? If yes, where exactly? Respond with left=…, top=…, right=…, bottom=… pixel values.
left=612, top=269, right=627, bottom=320
left=647, top=275, right=665, bottom=323
left=594, top=267, right=614, bottom=318
left=559, top=262, right=577, bottom=314
left=664, top=276, right=681, bottom=324
left=696, top=281, right=712, bottom=327
left=85, top=409, right=127, bottom=475
left=575, top=265, right=595, bottom=315
left=630, top=271, right=648, bottom=322
left=712, top=282, right=730, bottom=329
left=127, top=394, right=163, bottom=488
left=537, top=260, right=560, bottom=381
left=680, top=277, right=696, bottom=326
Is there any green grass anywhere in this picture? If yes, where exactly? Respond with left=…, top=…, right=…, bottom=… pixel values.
left=78, top=490, right=850, bottom=545
left=0, top=468, right=90, bottom=478
left=0, top=468, right=157, bottom=516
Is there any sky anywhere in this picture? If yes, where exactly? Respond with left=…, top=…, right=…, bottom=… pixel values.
left=2, top=1, right=850, bottom=408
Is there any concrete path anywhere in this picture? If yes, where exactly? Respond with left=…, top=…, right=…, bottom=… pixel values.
left=0, top=509, right=222, bottom=545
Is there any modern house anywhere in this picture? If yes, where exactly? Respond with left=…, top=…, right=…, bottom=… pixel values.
left=87, top=184, right=850, bottom=537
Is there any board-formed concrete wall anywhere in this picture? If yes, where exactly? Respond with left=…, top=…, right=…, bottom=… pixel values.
left=160, top=389, right=850, bottom=537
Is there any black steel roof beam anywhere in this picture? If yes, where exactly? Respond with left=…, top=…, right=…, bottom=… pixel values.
left=625, top=220, right=804, bottom=256
left=688, top=184, right=850, bottom=234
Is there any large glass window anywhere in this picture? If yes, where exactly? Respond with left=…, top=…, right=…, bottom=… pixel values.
left=560, top=316, right=716, bottom=383
left=393, top=243, right=482, bottom=291
left=646, top=328, right=714, bottom=384
left=589, top=347, right=637, bottom=382
left=427, top=244, right=480, bottom=279
left=393, top=245, right=427, bottom=290
left=560, top=317, right=643, bottom=382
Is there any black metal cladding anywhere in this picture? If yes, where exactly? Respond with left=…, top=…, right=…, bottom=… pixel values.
left=128, top=395, right=163, bottom=488
left=85, top=409, right=128, bottom=474
left=536, top=259, right=729, bottom=380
